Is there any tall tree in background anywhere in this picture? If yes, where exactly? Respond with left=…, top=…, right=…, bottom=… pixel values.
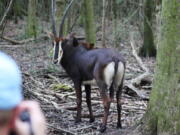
left=12, top=0, right=25, bottom=23
left=12, top=0, right=20, bottom=23
left=26, top=0, right=37, bottom=37
left=101, top=0, right=106, bottom=47
left=139, top=0, right=180, bottom=134
left=139, top=0, right=156, bottom=57
left=82, top=0, right=96, bottom=45
left=112, top=0, right=118, bottom=47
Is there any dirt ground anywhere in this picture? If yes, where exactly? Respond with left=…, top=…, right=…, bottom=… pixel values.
left=0, top=20, right=155, bottom=135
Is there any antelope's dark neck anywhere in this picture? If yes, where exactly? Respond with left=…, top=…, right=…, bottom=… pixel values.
left=60, top=44, right=88, bottom=75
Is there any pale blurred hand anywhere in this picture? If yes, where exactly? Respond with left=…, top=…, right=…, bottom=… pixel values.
left=14, top=101, right=46, bottom=135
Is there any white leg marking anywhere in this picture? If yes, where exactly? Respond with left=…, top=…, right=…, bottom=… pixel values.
left=104, top=62, right=115, bottom=89
left=58, top=41, right=63, bottom=64
left=83, top=79, right=96, bottom=85
left=114, top=62, right=124, bottom=88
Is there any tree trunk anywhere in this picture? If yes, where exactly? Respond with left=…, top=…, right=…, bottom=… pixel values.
left=12, top=0, right=20, bottom=23
left=26, top=0, right=37, bottom=38
left=139, top=0, right=156, bottom=57
left=101, top=0, right=106, bottom=47
left=106, top=0, right=112, bottom=20
left=82, top=0, right=96, bottom=45
left=112, top=0, right=118, bottom=47
left=139, top=0, right=180, bottom=134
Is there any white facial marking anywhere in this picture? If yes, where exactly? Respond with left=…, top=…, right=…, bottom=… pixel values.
left=104, top=62, right=115, bottom=89
left=58, top=41, right=63, bottom=64
left=53, top=41, right=56, bottom=61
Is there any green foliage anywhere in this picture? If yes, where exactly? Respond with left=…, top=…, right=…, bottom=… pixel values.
left=116, top=0, right=124, bottom=4
left=12, top=0, right=27, bottom=21
left=0, top=1, right=5, bottom=16
left=45, top=64, right=61, bottom=73
left=139, top=0, right=156, bottom=57
left=26, top=0, right=37, bottom=37
left=113, top=20, right=141, bottom=46
left=49, top=48, right=54, bottom=58
left=82, top=0, right=96, bottom=44
left=50, top=83, right=72, bottom=91
left=113, top=22, right=129, bottom=43
left=0, top=0, right=27, bottom=21
left=37, top=0, right=50, bottom=20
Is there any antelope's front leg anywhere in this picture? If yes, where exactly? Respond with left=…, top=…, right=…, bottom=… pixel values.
left=74, top=82, right=82, bottom=123
left=85, top=84, right=95, bottom=123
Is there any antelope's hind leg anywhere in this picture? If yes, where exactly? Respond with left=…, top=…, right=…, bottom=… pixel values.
left=95, top=62, right=115, bottom=132
left=116, top=84, right=123, bottom=128
left=97, top=81, right=111, bottom=133
left=115, top=62, right=125, bottom=128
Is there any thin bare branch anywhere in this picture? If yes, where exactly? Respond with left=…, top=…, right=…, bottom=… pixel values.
left=51, top=0, right=57, bottom=37
left=101, top=0, right=107, bottom=47
left=0, top=0, right=14, bottom=28
left=0, top=34, right=48, bottom=44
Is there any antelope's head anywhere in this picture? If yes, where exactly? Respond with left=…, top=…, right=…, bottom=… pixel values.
left=51, top=36, right=64, bottom=64
left=49, top=0, right=75, bottom=64
left=49, top=33, right=79, bottom=64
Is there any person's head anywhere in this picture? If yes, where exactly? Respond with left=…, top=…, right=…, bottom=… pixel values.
left=0, top=51, right=22, bottom=127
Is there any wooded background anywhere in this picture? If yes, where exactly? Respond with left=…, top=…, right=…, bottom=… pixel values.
left=0, top=0, right=160, bottom=57
left=0, top=0, right=179, bottom=135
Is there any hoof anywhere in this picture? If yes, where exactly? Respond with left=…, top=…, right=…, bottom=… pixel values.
left=99, top=124, right=106, bottom=133
left=89, top=117, right=95, bottom=123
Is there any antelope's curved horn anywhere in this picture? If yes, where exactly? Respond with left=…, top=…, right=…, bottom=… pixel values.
left=59, top=0, right=75, bottom=38
left=51, top=0, right=57, bottom=37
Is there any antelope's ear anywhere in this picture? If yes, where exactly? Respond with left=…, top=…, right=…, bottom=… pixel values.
left=73, top=37, right=79, bottom=47
left=89, top=43, right=94, bottom=49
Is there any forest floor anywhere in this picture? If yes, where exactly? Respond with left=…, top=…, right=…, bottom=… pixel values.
left=0, top=20, right=156, bottom=135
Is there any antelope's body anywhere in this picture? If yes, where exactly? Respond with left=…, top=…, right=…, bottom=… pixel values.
left=50, top=0, right=125, bottom=132
left=53, top=37, right=125, bottom=132
left=61, top=44, right=125, bottom=86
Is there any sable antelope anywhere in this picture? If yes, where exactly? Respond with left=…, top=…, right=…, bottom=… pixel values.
left=49, top=0, right=125, bottom=132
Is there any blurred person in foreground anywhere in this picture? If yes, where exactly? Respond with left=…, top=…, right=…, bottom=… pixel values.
left=0, top=51, right=46, bottom=135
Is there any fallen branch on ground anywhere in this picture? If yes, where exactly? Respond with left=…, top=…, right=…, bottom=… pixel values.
left=1, top=36, right=35, bottom=44
left=47, top=124, right=75, bottom=135
left=124, top=33, right=152, bottom=99
left=0, top=34, right=48, bottom=44
left=129, top=38, right=152, bottom=86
